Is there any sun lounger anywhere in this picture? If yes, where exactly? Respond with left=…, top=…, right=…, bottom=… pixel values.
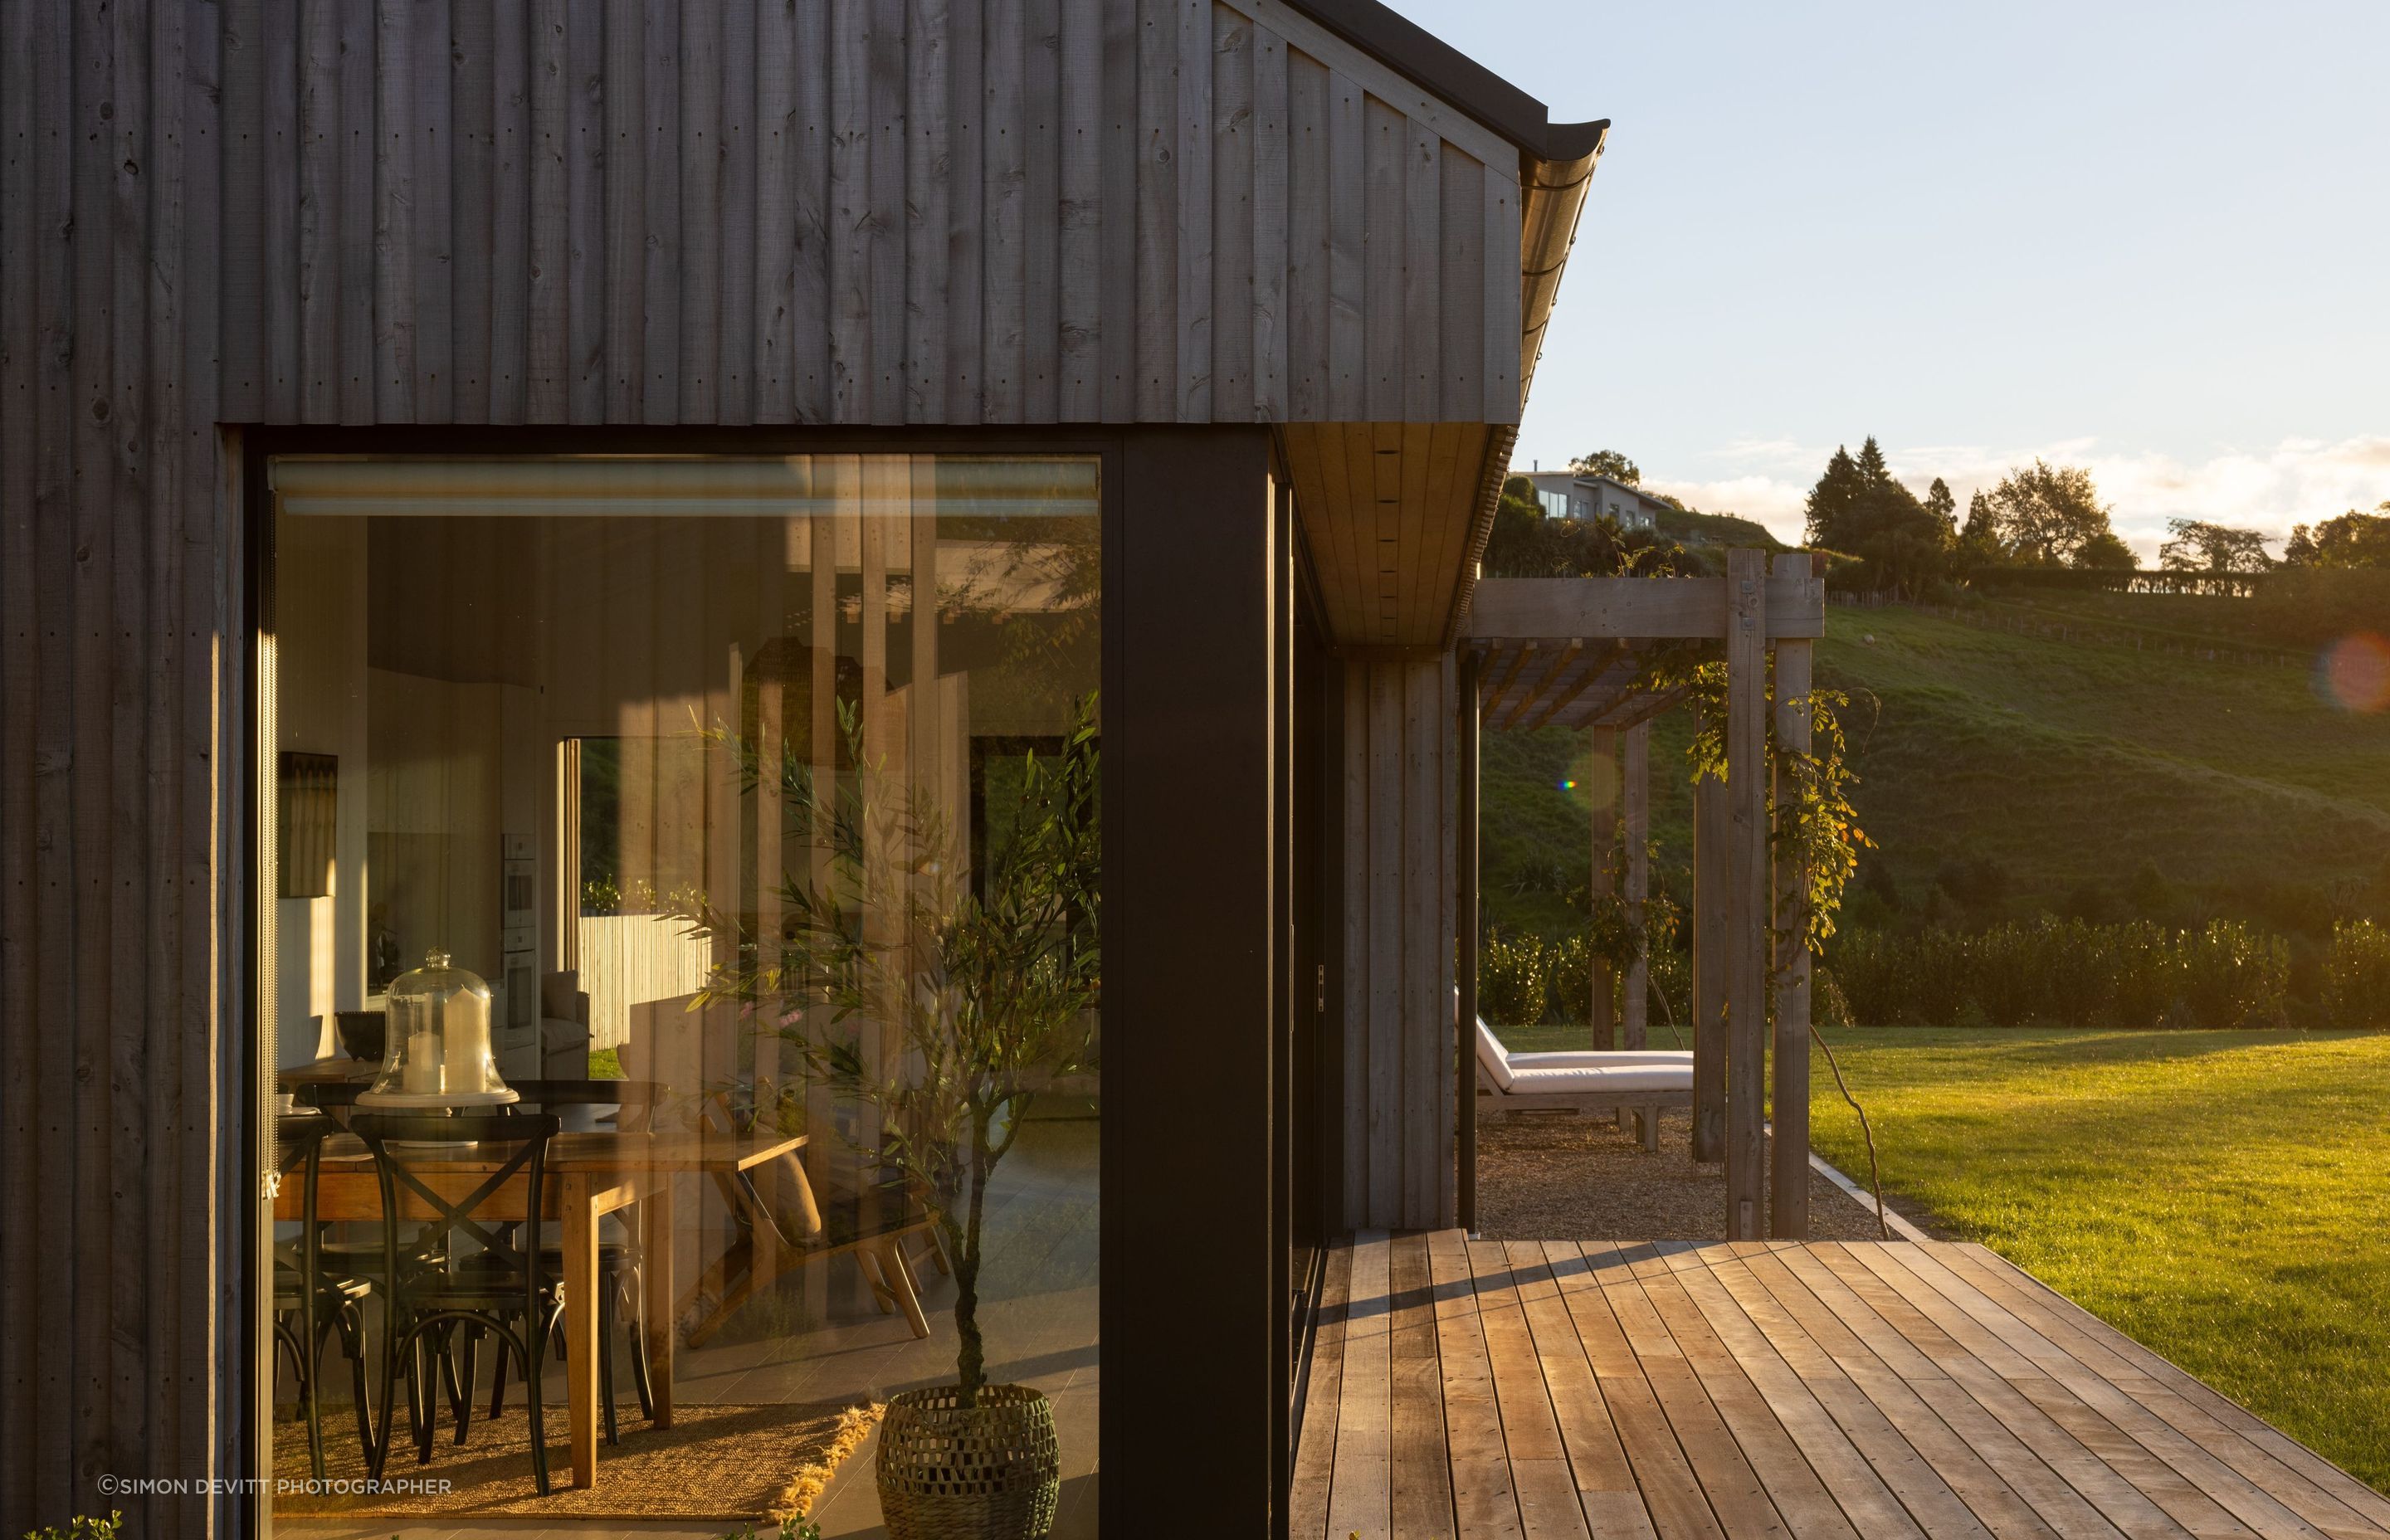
left=1474, top=1014, right=1694, bottom=1152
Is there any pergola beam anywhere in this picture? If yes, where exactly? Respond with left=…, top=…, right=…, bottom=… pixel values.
left=1495, top=640, right=1583, bottom=730
left=1520, top=646, right=1622, bottom=730
left=1467, top=573, right=1825, bottom=641
left=1485, top=640, right=1537, bottom=704
left=1526, top=652, right=1640, bottom=729
left=1592, top=681, right=1689, bottom=732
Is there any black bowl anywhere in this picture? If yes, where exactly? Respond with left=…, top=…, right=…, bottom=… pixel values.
left=335, top=1009, right=385, bottom=1063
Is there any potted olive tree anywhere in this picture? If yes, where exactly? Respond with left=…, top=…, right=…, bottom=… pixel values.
left=690, top=696, right=1100, bottom=1540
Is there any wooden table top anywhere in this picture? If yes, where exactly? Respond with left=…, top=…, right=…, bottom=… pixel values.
left=276, top=1057, right=378, bottom=1087
left=299, top=1127, right=807, bottom=1176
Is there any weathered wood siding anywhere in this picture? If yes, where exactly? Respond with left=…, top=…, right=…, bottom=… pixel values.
left=2, top=0, right=244, bottom=1531
left=0, top=2, right=1530, bottom=1528
left=1338, top=655, right=1457, bottom=1231
left=187, top=0, right=1519, bottom=436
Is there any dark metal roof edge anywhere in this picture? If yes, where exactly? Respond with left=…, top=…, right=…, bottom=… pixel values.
left=1280, top=0, right=1605, bottom=163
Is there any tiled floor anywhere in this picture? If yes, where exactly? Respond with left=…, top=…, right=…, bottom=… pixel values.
left=276, top=1117, right=1099, bottom=1540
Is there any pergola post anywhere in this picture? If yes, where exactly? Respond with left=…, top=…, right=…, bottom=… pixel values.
left=1588, top=724, right=1618, bottom=1050
left=1458, top=650, right=1481, bottom=1233
left=1724, top=548, right=1769, bottom=1240
left=1770, top=553, right=1819, bottom=1238
left=1691, top=768, right=1726, bottom=1164
left=1621, top=721, right=1650, bottom=1050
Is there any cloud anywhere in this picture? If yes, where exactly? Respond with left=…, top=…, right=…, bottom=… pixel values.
left=1644, top=435, right=2390, bottom=558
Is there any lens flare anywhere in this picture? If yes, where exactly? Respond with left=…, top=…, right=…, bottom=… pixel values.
left=2316, top=632, right=2390, bottom=714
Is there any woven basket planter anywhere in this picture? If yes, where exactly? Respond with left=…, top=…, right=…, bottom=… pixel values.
left=876, top=1382, right=1061, bottom=1540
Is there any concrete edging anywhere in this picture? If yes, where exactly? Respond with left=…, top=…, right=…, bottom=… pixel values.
left=1807, top=1149, right=1935, bottom=1242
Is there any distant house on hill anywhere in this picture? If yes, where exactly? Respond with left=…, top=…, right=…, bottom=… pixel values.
left=1520, top=470, right=1671, bottom=532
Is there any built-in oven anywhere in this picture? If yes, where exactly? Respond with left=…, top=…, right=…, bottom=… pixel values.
left=497, top=831, right=539, bottom=1078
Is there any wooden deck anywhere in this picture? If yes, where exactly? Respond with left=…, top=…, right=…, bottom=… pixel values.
left=1293, top=1232, right=2390, bottom=1540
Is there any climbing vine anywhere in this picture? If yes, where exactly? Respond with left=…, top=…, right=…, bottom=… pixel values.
left=1653, top=657, right=1875, bottom=961
left=1645, top=652, right=1890, bottom=1235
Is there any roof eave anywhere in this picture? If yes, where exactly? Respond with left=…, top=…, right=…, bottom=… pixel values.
left=1280, top=0, right=1605, bottom=164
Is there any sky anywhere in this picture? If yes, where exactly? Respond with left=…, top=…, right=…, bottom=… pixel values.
left=1384, top=0, right=2390, bottom=557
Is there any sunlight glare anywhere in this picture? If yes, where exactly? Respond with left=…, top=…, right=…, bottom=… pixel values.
left=2316, top=632, right=2390, bottom=714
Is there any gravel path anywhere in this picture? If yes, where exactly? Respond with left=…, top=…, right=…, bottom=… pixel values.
left=1472, top=1107, right=1926, bottom=1242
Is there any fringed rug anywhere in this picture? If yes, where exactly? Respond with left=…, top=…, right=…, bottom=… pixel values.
left=272, top=1400, right=880, bottom=1520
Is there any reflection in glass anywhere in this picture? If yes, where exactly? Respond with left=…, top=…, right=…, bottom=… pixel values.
left=266, top=455, right=1101, bottom=1534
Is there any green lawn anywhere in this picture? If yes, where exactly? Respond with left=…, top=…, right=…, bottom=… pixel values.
left=1809, top=1026, right=2390, bottom=1491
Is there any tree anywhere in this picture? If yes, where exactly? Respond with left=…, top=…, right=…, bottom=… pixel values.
left=1803, top=436, right=1953, bottom=597
left=2283, top=504, right=2390, bottom=569
left=2076, top=530, right=2139, bottom=570
left=1570, top=450, right=1639, bottom=485
left=1488, top=473, right=1544, bottom=561
left=1958, top=489, right=2006, bottom=563
left=1802, top=446, right=1866, bottom=548
left=1978, top=460, right=2123, bottom=568
left=689, top=700, right=1103, bottom=1407
left=2159, top=519, right=2272, bottom=573
left=1484, top=472, right=1700, bottom=578
left=1924, top=477, right=1958, bottom=537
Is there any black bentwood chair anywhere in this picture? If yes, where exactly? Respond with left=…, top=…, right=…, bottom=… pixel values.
left=349, top=1109, right=564, bottom=1494
left=467, top=1079, right=662, bottom=1446
left=271, top=1109, right=378, bottom=1482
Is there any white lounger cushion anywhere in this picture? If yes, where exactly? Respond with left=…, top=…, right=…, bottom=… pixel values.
left=1476, top=1014, right=1693, bottom=1094
left=1505, top=1063, right=1692, bottom=1094
left=1474, top=1016, right=1516, bottom=1090
left=1514, top=1050, right=1693, bottom=1070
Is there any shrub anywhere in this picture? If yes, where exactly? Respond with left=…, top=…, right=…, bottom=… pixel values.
left=2179, top=919, right=2290, bottom=1030
left=1543, top=932, right=1590, bottom=1024
left=27, top=1517, right=122, bottom=1540
left=2325, top=921, right=2390, bottom=1029
left=1478, top=931, right=1549, bottom=1026
left=1832, top=917, right=2297, bottom=1030
left=1812, top=966, right=1853, bottom=1030
left=1646, top=944, right=1695, bottom=1039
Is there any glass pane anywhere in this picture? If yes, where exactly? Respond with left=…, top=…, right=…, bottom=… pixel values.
left=266, top=454, right=1101, bottom=1533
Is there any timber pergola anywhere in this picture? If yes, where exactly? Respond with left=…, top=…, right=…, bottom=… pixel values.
left=1456, top=549, right=1828, bottom=1240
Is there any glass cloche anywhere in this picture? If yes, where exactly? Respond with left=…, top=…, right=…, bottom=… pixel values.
left=356, top=950, right=519, bottom=1109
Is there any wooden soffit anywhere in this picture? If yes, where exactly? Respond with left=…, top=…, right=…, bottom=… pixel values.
left=1285, top=421, right=1493, bottom=649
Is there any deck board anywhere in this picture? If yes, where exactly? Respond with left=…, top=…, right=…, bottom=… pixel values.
left=1293, top=1234, right=2390, bottom=1540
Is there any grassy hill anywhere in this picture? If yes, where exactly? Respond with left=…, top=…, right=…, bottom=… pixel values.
left=1654, top=504, right=1787, bottom=552
left=1482, top=597, right=2390, bottom=943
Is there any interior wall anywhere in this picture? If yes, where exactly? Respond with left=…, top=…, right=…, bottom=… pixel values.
left=1337, top=652, right=1458, bottom=1231
left=273, top=516, right=368, bottom=1063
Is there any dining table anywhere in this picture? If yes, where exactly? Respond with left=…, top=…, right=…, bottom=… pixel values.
left=272, top=1118, right=808, bottom=1489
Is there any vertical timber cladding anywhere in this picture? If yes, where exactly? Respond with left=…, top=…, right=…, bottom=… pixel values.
left=0, top=1, right=238, bottom=1534
left=0, top=0, right=1533, bottom=1528
left=272, top=0, right=1519, bottom=432
left=1338, top=655, right=1459, bottom=1230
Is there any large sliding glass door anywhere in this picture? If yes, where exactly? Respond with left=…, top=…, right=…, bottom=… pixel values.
left=261, top=453, right=1101, bottom=1533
